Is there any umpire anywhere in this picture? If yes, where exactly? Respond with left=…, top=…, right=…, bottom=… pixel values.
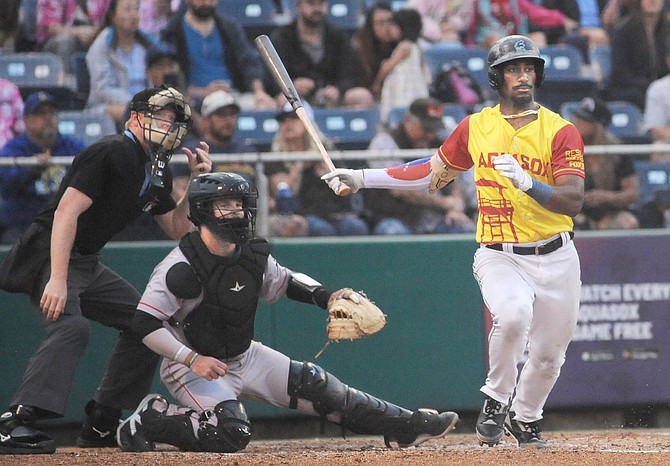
left=0, top=86, right=212, bottom=454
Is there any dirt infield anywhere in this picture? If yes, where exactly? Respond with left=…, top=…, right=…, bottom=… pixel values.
left=2, top=430, right=670, bottom=466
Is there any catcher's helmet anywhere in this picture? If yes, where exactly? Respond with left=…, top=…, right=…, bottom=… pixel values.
left=487, top=35, right=545, bottom=90
left=130, top=85, right=192, bottom=152
left=188, top=173, right=258, bottom=244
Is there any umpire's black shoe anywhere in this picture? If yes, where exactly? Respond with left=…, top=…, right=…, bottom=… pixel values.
left=476, top=397, right=508, bottom=446
left=76, top=399, right=121, bottom=448
left=0, top=405, right=56, bottom=455
left=385, top=409, right=459, bottom=448
left=504, top=412, right=547, bottom=448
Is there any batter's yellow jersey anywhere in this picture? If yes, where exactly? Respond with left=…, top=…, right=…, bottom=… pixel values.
left=437, top=105, right=585, bottom=244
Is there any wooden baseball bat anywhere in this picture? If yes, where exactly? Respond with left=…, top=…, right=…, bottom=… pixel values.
left=254, top=34, right=351, bottom=195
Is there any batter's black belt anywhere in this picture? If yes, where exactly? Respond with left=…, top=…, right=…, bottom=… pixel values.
left=485, top=232, right=574, bottom=256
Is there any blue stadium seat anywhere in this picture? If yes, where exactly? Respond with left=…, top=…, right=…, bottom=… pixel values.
left=559, top=100, right=650, bottom=144
left=423, top=45, right=492, bottom=100
left=633, top=161, right=670, bottom=210
left=234, top=110, right=279, bottom=152
left=589, top=45, right=611, bottom=88
left=0, top=52, right=79, bottom=110
left=387, top=103, right=468, bottom=136
left=70, top=51, right=90, bottom=109
left=537, top=45, right=598, bottom=112
left=58, top=111, right=117, bottom=147
left=313, top=107, right=380, bottom=150
left=217, top=0, right=280, bottom=40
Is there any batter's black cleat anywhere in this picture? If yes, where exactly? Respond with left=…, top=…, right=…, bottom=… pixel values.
left=385, top=409, right=459, bottom=448
left=116, top=393, right=167, bottom=452
left=76, top=399, right=121, bottom=448
left=0, top=405, right=56, bottom=455
left=476, top=397, right=508, bottom=446
left=504, top=412, right=547, bottom=448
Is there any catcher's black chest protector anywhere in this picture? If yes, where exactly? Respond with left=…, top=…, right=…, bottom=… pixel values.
left=178, top=232, right=270, bottom=358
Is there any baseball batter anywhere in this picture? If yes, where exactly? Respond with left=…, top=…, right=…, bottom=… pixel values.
left=322, top=35, right=585, bottom=448
left=116, top=172, right=459, bottom=453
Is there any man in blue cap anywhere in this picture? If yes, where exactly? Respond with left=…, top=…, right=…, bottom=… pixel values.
left=0, top=92, right=86, bottom=243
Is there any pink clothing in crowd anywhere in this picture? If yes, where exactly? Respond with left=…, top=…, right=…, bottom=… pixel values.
left=36, top=0, right=110, bottom=44
left=0, top=80, right=25, bottom=149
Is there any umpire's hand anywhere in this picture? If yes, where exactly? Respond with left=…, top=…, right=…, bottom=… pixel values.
left=183, top=141, right=212, bottom=176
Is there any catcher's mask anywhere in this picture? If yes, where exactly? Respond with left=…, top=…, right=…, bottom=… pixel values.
left=188, top=173, right=258, bottom=244
left=487, top=35, right=545, bottom=90
left=130, top=85, right=192, bottom=153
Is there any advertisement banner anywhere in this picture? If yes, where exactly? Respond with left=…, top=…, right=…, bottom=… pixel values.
left=546, top=234, right=670, bottom=407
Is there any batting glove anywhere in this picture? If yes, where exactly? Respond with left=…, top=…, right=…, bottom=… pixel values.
left=492, top=154, right=533, bottom=191
left=321, top=169, right=365, bottom=194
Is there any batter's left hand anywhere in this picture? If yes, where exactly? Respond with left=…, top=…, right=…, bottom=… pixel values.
left=183, top=141, right=212, bottom=176
left=492, top=153, right=532, bottom=191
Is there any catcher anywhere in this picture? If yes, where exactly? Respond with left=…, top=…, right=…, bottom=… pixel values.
left=117, top=172, right=458, bottom=453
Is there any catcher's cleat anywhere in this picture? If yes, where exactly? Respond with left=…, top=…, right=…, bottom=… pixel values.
left=476, top=397, right=508, bottom=446
left=504, top=412, right=547, bottom=448
left=116, top=393, right=167, bottom=452
left=0, top=406, right=56, bottom=455
left=385, top=409, right=459, bottom=448
left=77, top=399, right=121, bottom=448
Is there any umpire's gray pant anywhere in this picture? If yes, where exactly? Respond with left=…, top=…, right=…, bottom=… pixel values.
left=10, top=252, right=159, bottom=416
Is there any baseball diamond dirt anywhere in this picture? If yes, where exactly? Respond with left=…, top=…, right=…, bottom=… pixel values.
left=2, top=430, right=670, bottom=466
left=3, top=409, right=670, bottom=466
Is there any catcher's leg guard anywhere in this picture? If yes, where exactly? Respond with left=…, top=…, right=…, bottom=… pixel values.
left=287, top=361, right=458, bottom=447
left=197, top=400, right=253, bottom=453
left=117, top=394, right=198, bottom=452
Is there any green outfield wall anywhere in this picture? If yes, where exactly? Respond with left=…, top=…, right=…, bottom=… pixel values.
left=0, top=235, right=484, bottom=423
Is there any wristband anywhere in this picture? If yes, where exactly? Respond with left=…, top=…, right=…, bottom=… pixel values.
left=526, top=178, right=553, bottom=206
left=186, top=352, right=199, bottom=368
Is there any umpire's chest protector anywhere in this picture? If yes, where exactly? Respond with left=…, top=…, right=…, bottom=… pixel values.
left=177, top=233, right=270, bottom=359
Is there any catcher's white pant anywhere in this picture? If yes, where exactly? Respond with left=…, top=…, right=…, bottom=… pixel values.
left=159, top=340, right=323, bottom=418
left=472, top=240, right=581, bottom=422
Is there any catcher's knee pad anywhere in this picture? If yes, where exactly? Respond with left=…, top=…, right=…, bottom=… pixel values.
left=198, top=400, right=253, bottom=453
left=287, top=361, right=348, bottom=415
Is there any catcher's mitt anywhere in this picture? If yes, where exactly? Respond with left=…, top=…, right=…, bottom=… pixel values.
left=315, top=288, right=386, bottom=358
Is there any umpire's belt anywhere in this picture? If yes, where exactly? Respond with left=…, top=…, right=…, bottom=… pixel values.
left=485, top=232, right=574, bottom=256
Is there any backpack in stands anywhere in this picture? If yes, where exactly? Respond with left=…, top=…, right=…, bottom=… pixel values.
left=430, top=61, right=484, bottom=110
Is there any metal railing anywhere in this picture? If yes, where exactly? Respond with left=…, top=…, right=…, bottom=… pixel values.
left=2, top=144, right=670, bottom=236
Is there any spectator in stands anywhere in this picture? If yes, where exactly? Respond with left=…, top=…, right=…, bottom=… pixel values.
left=605, top=0, right=669, bottom=110
left=269, top=102, right=368, bottom=236
left=351, top=2, right=400, bottom=98
left=643, top=35, right=670, bottom=161
left=145, top=41, right=185, bottom=90
left=160, top=0, right=276, bottom=109
left=540, top=0, right=611, bottom=62
left=86, top=0, right=155, bottom=126
left=407, top=0, right=474, bottom=44
left=379, top=8, right=432, bottom=123
left=464, top=0, right=577, bottom=48
left=183, top=89, right=258, bottom=181
left=37, top=0, right=111, bottom=73
left=139, top=0, right=175, bottom=40
left=0, top=92, right=86, bottom=244
left=570, top=96, right=640, bottom=229
left=0, top=80, right=25, bottom=149
left=0, top=0, right=22, bottom=51
left=268, top=0, right=374, bottom=108
left=366, top=97, right=475, bottom=234
left=601, top=0, right=636, bottom=30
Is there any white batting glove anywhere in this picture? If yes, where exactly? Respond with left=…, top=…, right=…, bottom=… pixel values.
left=492, top=153, right=533, bottom=191
left=321, top=169, right=365, bottom=194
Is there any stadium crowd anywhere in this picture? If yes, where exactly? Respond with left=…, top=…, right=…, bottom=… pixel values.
left=1, top=0, right=670, bottom=240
